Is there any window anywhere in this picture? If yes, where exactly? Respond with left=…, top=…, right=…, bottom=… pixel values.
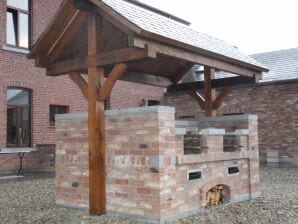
left=7, top=88, right=31, bottom=147
left=6, top=0, right=30, bottom=49
left=50, top=105, right=69, bottom=126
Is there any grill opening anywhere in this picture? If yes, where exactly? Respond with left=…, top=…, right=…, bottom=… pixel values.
left=184, top=132, right=204, bottom=154
left=228, top=166, right=239, bottom=174
left=223, top=135, right=240, bottom=152
left=188, top=170, right=202, bottom=180
left=206, top=184, right=231, bottom=207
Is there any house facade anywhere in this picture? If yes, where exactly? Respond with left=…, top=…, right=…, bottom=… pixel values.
left=0, top=0, right=163, bottom=172
left=165, top=48, right=298, bottom=165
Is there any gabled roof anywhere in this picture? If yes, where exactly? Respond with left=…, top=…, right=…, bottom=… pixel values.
left=182, top=47, right=298, bottom=83
left=100, top=0, right=266, bottom=71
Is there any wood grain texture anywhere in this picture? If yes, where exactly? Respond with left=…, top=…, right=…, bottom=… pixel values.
left=204, top=66, right=216, bottom=117
left=98, top=63, right=127, bottom=101
left=87, top=11, right=106, bottom=215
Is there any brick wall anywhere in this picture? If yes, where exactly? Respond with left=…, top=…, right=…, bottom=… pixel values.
left=165, top=81, right=298, bottom=163
left=55, top=107, right=260, bottom=223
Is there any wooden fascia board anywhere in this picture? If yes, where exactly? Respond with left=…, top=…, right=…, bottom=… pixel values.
left=90, top=0, right=142, bottom=35
left=134, top=37, right=264, bottom=78
left=28, top=0, right=76, bottom=58
left=46, top=47, right=155, bottom=76
left=135, top=34, right=268, bottom=74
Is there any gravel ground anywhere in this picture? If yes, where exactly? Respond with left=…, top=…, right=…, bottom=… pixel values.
left=0, top=167, right=297, bottom=224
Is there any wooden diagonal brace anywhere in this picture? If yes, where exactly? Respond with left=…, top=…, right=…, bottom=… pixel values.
left=69, top=71, right=88, bottom=100
left=98, top=63, right=127, bottom=101
left=212, top=87, right=233, bottom=110
left=188, top=90, right=205, bottom=110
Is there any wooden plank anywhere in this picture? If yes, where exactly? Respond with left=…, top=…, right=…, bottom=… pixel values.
left=121, top=71, right=172, bottom=87
left=69, top=72, right=88, bottom=100
left=137, top=33, right=268, bottom=73
left=167, top=76, right=256, bottom=93
left=87, top=11, right=105, bottom=215
left=188, top=90, right=205, bottom=110
left=47, top=47, right=154, bottom=76
left=134, top=38, right=263, bottom=78
left=48, top=11, right=87, bottom=62
left=28, top=0, right=77, bottom=58
left=213, top=87, right=233, bottom=110
left=204, top=66, right=216, bottom=117
left=90, top=0, right=142, bottom=35
left=98, top=63, right=127, bottom=101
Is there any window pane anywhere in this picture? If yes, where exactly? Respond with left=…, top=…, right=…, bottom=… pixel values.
left=19, top=107, right=30, bottom=146
left=7, top=107, right=17, bottom=145
left=7, top=89, right=30, bottom=105
left=19, top=13, right=29, bottom=48
left=7, top=0, right=28, bottom=11
left=6, top=11, right=17, bottom=46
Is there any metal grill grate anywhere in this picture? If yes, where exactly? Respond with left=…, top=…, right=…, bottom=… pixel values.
left=223, top=135, right=240, bottom=152
left=184, top=132, right=203, bottom=154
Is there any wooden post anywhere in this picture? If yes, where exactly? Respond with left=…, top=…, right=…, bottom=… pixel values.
left=204, top=66, right=216, bottom=117
left=88, top=11, right=106, bottom=215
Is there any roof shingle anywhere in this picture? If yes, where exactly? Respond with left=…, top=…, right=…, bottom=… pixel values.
left=101, top=0, right=265, bottom=69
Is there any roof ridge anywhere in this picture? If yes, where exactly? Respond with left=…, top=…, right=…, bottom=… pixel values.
left=251, top=47, right=298, bottom=56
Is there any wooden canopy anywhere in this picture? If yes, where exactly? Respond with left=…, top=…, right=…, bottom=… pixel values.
left=28, top=0, right=268, bottom=215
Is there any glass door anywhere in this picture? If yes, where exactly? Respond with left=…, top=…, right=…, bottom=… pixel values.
left=7, top=88, right=31, bottom=147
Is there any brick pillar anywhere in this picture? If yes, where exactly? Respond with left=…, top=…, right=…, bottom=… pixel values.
left=55, top=106, right=178, bottom=222
left=247, top=116, right=261, bottom=198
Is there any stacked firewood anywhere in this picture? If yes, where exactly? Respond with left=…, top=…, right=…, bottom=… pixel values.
left=206, top=185, right=224, bottom=207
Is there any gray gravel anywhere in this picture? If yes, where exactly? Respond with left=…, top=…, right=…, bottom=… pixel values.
left=0, top=167, right=297, bottom=224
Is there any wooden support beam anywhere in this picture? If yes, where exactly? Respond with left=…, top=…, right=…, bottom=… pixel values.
left=121, top=71, right=172, bottom=87
left=213, top=87, right=233, bottom=110
left=167, top=76, right=256, bottom=93
left=98, top=63, right=127, bottom=101
left=69, top=72, right=88, bottom=100
left=204, top=66, right=216, bottom=117
left=87, top=11, right=105, bottom=215
left=188, top=90, right=205, bottom=110
left=47, top=47, right=154, bottom=76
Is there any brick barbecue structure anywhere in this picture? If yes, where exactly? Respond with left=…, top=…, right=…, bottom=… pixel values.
left=55, top=107, right=260, bottom=223
left=26, top=0, right=268, bottom=222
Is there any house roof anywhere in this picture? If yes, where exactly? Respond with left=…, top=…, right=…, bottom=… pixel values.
left=182, top=47, right=298, bottom=83
left=100, top=0, right=266, bottom=71
left=252, top=47, right=298, bottom=82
